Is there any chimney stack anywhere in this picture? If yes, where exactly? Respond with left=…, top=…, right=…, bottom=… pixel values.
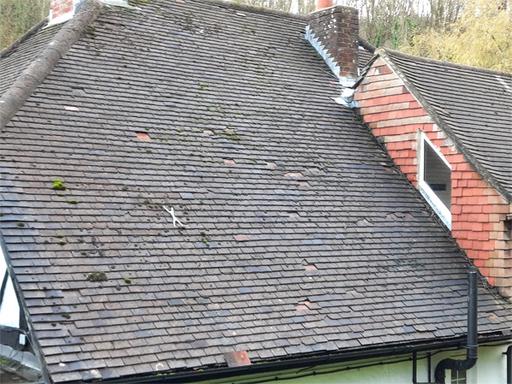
left=305, top=5, right=359, bottom=85
left=315, top=0, right=334, bottom=11
left=48, top=0, right=80, bottom=25
left=48, top=0, right=129, bottom=26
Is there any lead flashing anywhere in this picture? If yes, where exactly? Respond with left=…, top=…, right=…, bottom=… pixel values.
left=305, top=25, right=357, bottom=107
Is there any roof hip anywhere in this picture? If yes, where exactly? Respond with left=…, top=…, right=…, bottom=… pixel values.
left=0, top=0, right=102, bottom=128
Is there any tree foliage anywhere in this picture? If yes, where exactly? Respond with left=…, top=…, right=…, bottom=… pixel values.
left=0, top=0, right=49, bottom=49
left=340, top=0, right=463, bottom=48
left=403, top=0, right=512, bottom=72
left=231, top=0, right=315, bottom=14
left=0, top=0, right=509, bottom=72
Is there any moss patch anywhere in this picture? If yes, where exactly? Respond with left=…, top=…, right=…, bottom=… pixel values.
left=219, top=127, right=240, bottom=141
left=52, top=179, right=66, bottom=191
left=86, top=271, right=108, bottom=282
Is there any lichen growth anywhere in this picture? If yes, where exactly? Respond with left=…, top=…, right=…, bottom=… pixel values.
left=66, top=200, right=78, bottom=205
left=123, top=277, right=132, bottom=284
left=85, top=25, right=96, bottom=39
left=219, top=127, right=240, bottom=141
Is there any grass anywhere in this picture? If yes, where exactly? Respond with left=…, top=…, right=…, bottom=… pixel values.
left=0, top=0, right=50, bottom=49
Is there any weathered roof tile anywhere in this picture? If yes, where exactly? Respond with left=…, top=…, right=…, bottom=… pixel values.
left=384, top=49, right=512, bottom=199
left=0, top=0, right=511, bottom=383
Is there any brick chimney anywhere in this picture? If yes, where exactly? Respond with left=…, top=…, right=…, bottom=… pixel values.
left=48, top=0, right=79, bottom=25
left=305, top=5, right=359, bottom=86
left=48, top=0, right=128, bottom=26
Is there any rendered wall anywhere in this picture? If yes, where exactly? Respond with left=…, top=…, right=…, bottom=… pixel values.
left=353, top=57, right=512, bottom=298
left=0, top=245, right=20, bottom=328
left=200, top=344, right=511, bottom=384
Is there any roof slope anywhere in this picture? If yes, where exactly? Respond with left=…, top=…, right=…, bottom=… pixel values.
left=383, top=49, right=512, bottom=200
left=0, top=1, right=511, bottom=383
left=0, top=22, right=62, bottom=96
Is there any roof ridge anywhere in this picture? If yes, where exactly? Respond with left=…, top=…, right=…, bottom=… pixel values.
left=0, top=18, right=49, bottom=59
left=357, top=38, right=376, bottom=54
left=378, top=48, right=512, bottom=202
left=0, top=0, right=103, bottom=128
left=382, top=47, right=512, bottom=78
left=176, top=0, right=308, bottom=20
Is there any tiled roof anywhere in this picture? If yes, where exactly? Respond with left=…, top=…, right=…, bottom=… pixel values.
left=0, top=0, right=511, bottom=382
left=0, top=21, right=62, bottom=96
left=383, top=49, right=512, bottom=200
left=357, top=47, right=373, bottom=71
left=357, top=38, right=375, bottom=72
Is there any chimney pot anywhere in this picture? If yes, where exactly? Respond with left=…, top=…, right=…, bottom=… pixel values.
left=315, top=0, right=334, bottom=11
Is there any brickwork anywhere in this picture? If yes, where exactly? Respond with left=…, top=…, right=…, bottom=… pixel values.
left=307, top=6, right=359, bottom=80
left=354, top=57, right=512, bottom=298
left=50, top=0, right=74, bottom=21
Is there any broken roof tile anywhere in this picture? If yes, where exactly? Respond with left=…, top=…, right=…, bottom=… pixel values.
left=0, top=0, right=511, bottom=383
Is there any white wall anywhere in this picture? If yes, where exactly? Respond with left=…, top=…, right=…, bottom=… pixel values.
left=202, top=343, right=511, bottom=384
left=0, top=246, right=20, bottom=328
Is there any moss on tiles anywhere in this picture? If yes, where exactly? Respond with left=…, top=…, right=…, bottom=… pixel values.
left=86, top=271, right=108, bottom=282
left=85, top=25, right=96, bottom=39
left=219, top=127, right=240, bottom=141
left=66, top=200, right=78, bottom=205
left=200, top=232, right=209, bottom=246
left=52, top=179, right=66, bottom=191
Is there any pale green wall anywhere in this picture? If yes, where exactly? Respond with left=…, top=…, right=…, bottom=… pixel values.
left=201, top=343, right=511, bottom=384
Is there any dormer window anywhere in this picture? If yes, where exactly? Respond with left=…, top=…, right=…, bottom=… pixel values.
left=418, top=132, right=452, bottom=229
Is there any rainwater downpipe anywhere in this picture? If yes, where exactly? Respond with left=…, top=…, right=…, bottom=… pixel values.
left=434, top=269, right=478, bottom=384
left=506, top=345, right=511, bottom=384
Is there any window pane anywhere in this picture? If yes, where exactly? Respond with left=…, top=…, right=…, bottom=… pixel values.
left=451, top=368, right=467, bottom=384
left=424, top=143, right=451, bottom=208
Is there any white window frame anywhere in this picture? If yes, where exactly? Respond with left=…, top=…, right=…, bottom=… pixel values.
left=417, top=132, right=452, bottom=229
left=449, top=368, right=467, bottom=384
